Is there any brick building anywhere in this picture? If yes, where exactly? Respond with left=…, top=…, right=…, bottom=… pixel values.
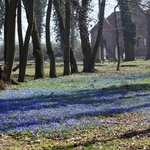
left=90, top=2, right=148, bottom=61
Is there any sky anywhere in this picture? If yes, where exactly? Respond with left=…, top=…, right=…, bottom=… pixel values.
left=89, top=0, right=118, bottom=29
left=93, top=0, right=118, bottom=17
left=0, top=0, right=118, bottom=43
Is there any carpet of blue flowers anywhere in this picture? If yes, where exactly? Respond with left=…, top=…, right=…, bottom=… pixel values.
left=0, top=74, right=150, bottom=135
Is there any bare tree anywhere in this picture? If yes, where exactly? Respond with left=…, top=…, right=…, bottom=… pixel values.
left=46, top=0, right=56, bottom=77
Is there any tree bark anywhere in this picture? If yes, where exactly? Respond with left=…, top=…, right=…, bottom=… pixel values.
left=88, top=0, right=105, bottom=72
left=3, top=0, right=18, bottom=82
left=53, top=0, right=71, bottom=75
left=17, top=0, right=24, bottom=77
left=46, top=0, right=56, bottom=78
left=64, top=0, right=70, bottom=75
left=118, top=0, right=136, bottom=61
left=70, top=48, right=78, bottom=73
left=18, top=0, right=34, bottom=82
left=32, top=17, right=45, bottom=79
left=114, top=2, right=121, bottom=71
left=78, top=0, right=91, bottom=72
left=146, top=10, right=150, bottom=60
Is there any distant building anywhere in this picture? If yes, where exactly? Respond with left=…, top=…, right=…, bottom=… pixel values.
left=90, top=2, right=148, bottom=61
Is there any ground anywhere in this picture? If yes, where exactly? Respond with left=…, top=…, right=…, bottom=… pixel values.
left=0, top=60, right=150, bottom=149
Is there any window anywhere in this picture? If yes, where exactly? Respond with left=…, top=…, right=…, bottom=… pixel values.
left=144, top=37, right=147, bottom=47
left=136, top=37, right=140, bottom=47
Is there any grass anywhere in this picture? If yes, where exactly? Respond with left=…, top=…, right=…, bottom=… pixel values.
left=0, top=59, right=150, bottom=149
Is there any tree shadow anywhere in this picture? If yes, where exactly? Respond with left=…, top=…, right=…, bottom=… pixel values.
left=50, top=128, right=150, bottom=150
left=0, top=83, right=150, bottom=132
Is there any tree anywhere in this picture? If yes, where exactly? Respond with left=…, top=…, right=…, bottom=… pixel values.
left=63, top=0, right=71, bottom=75
left=114, top=2, right=121, bottom=70
left=74, top=0, right=106, bottom=72
left=78, top=0, right=91, bottom=72
left=46, top=0, right=56, bottom=78
left=146, top=2, right=150, bottom=60
left=118, top=0, right=137, bottom=61
left=3, top=0, right=18, bottom=82
left=53, top=0, right=71, bottom=75
left=88, top=0, right=106, bottom=71
left=34, top=0, right=47, bottom=39
left=53, top=0, right=78, bottom=74
left=32, top=17, right=45, bottom=79
left=16, top=0, right=45, bottom=81
left=0, top=0, right=5, bottom=35
left=18, top=0, right=34, bottom=82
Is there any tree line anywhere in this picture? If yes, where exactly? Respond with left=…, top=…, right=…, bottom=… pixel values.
left=0, top=0, right=149, bottom=84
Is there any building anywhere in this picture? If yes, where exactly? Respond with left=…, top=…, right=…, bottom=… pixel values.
left=90, top=2, right=148, bottom=61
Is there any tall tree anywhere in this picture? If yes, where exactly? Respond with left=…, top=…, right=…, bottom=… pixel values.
left=17, top=0, right=24, bottom=79
left=53, top=0, right=78, bottom=74
left=63, top=0, right=71, bottom=75
left=53, top=0, right=71, bottom=75
left=114, top=2, right=121, bottom=70
left=73, top=0, right=105, bottom=72
left=0, top=0, right=5, bottom=35
left=3, top=0, right=18, bottom=82
left=34, top=0, right=47, bottom=39
left=88, top=0, right=106, bottom=71
left=118, top=0, right=137, bottom=61
left=146, top=2, right=150, bottom=60
left=18, top=0, right=34, bottom=82
left=78, top=0, right=91, bottom=72
left=70, top=5, right=78, bottom=73
left=32, top=17, right=45, bottom=79
left=46, top=0, right=56, bottom=77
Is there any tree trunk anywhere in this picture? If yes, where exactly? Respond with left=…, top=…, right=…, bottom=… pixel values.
left=146, top=10, right=150, bottom=60
left=70, top=48, right=78, bottom=73
left=34, top=0, right=47, bottom=39
left=3, top=0, right=18, bottom=82
left=53, top=0, right=71, bottom=75
left=64, top=0, right=70, bottom=75
left=32, top=17, right=45, bottom=79
left=46, top=0, right=56, bottom=78
left=18, top=0, right=34, bottom=82
left=88, top=0, right=105, bottom=72
left=4, top=0, right=9, bottom=63
left=78, top=0, right=91, bottom=72
left=114, top=2, right=121, bottom=71
left=70, top=4, right=78, bottom=73
left=17, top=0, right=24, bottom=77
left=124, top=40, right=135, bottom=61
left=118, top=0, right=136, bottom=61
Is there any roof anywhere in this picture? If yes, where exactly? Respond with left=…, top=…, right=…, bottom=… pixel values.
left=90, top=18, right=113, bottom=33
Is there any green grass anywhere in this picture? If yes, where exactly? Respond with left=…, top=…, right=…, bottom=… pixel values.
left=1, top=112, right=149, bottom=149
left=1, top=59, right=150, bottom=149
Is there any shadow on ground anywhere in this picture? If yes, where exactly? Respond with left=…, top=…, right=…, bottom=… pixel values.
left=0, top=83, right=150, bottom=133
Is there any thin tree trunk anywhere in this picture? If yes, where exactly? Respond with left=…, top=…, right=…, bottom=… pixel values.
left=64, top=0, right=70, bottom=75
left=88, top=0, right=105, bottom=72
left=114, top=2, right=121, bottom=71
left=17, top=0, right=24, bottom=76
left=18, top=0, right=34, bottom=82
left=70, top=6, right=78, bottom=73
left=146, top=10, right=150, bottom=60
left=53, top=0, right=71, bottom=75
left=46, top=0, right=56, bottom=78
left=4, top=0, right=9, bottom=63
